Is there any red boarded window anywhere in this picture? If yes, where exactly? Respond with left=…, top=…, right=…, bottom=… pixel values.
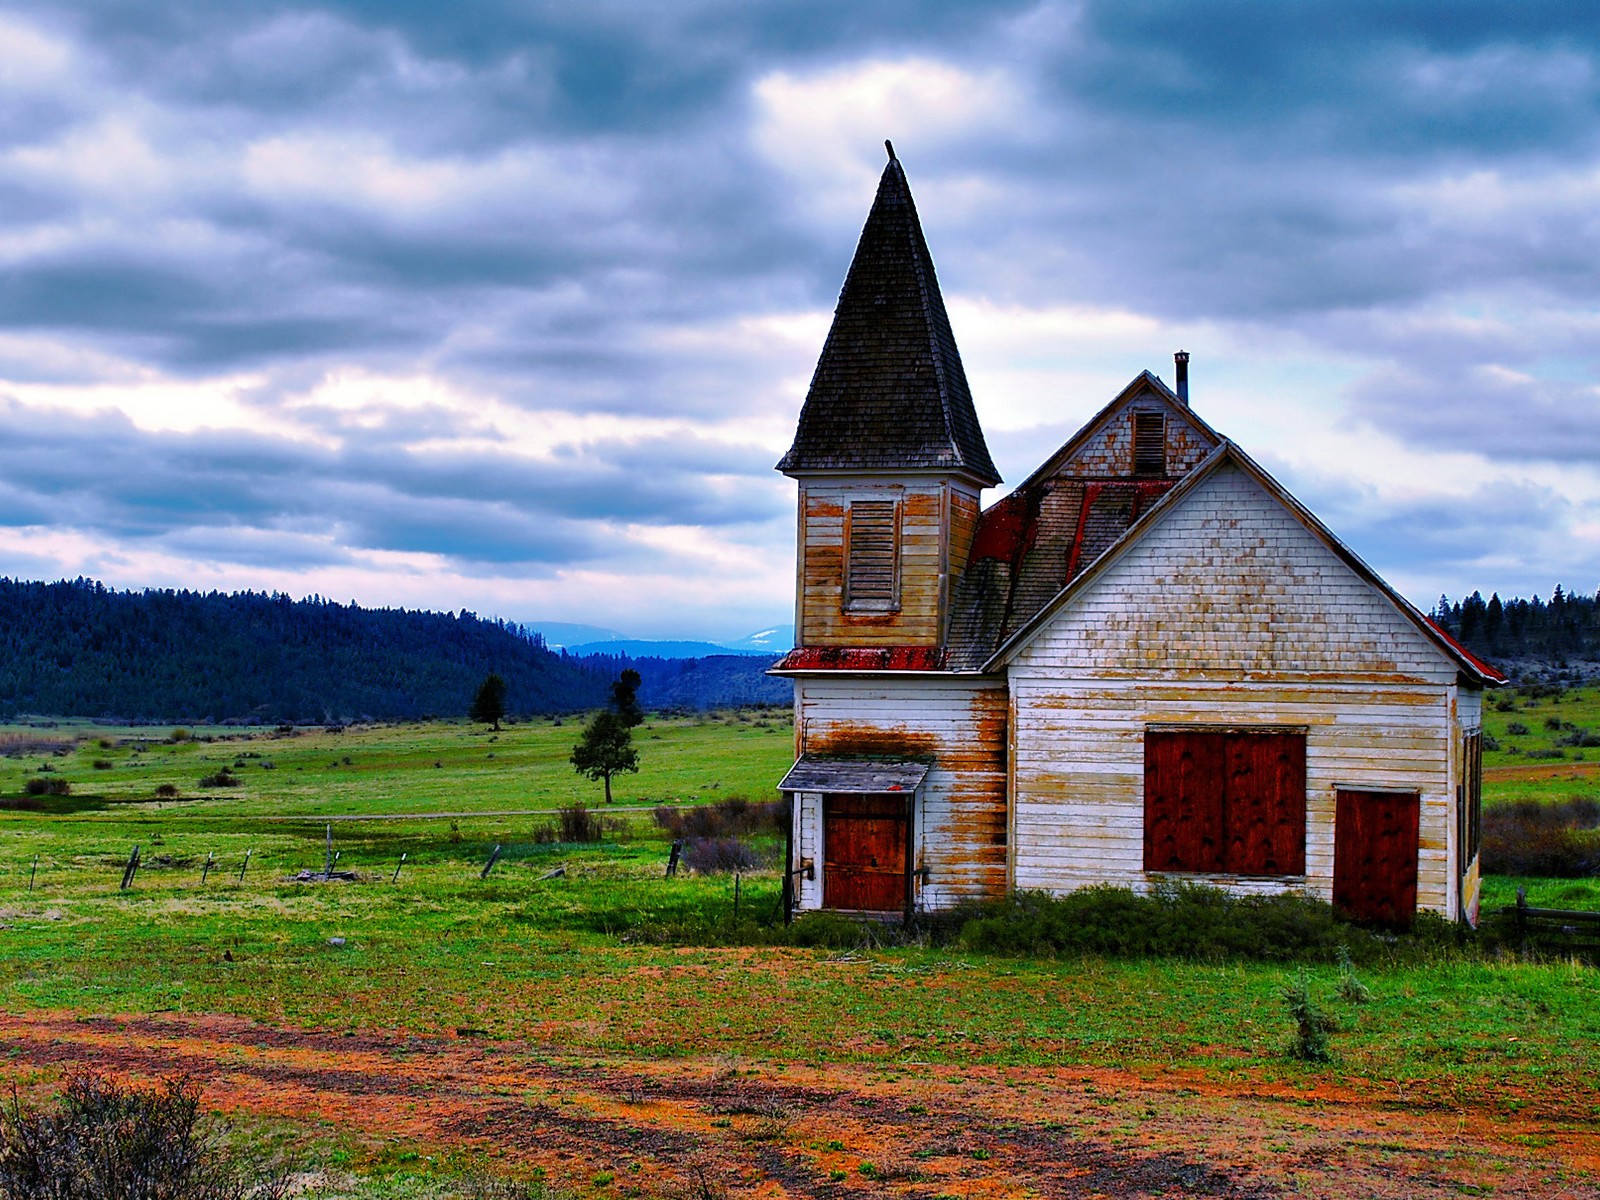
left=1144, top=730, right=1306, bottom=876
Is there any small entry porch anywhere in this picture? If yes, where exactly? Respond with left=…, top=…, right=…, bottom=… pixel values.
left=778, top=755, right=931, bottom=924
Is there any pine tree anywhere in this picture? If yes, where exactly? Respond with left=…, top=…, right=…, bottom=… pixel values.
left=469, top=672, right=507, bottom=730
left=570, top=709, right=638, bottom=804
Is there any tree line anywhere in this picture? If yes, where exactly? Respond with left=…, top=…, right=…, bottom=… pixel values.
left=0, top=577, right=608, bottom=723
left=1431, top=586, right=1600, bottom=667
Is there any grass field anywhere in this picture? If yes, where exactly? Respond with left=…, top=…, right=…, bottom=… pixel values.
left=0, top=705, right=1596, bottom=1198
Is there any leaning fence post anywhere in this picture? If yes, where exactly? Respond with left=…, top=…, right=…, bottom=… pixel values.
left=392, top=852, right=407, bottom=884
left=324, top=823, right=334, bottom=878
left=733, top=872, right=741, bottom=918
left=120, top=845, right=140, bottom=891
left=201, top=852, right=213, bottom=885
left=28, top=854, right=37, bottom=893
left=237, top=849, right=252, bottom=883
left=480, top=845, right=503, bottom=879
left=1516, top=886, right=1529, bottom=956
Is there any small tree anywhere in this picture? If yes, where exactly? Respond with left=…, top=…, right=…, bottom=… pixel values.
left=570, top=709, right=638, bottom=804
left=469, top=672, right=507, bottom=731
left=610, top=668, right=644, bottom=728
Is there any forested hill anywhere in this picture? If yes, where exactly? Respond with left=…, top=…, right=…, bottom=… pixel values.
left=1432, top=587, right=1600, bottom=676
left=0, top=578, right=610, bottom=723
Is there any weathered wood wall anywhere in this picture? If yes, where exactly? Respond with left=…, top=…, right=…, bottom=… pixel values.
left=795, top=476, right=982, bottom=647
left=1006, top=462, right=1471, bottom=919
left=791, top=675, right=1007, bottom=911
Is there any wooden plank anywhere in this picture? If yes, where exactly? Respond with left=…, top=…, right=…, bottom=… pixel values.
left=1333, top=789, right=1420, bottom=926
left=1144, top=731, right=1225, bottom=872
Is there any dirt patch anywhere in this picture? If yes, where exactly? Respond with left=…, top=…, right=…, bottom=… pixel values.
left=0, top=1010, right=1592, bottom=1198
left=1485, top=761, right=1600, bottom=783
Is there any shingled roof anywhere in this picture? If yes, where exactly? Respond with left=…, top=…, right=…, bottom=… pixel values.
left=776, top=145, right=1000, bottom=485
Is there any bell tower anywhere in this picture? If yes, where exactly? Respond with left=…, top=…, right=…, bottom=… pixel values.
left=777, top=144, right=1000, bottom=650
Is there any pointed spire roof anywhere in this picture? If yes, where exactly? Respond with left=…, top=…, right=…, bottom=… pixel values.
left=777, top=143, right=1001, bottom=485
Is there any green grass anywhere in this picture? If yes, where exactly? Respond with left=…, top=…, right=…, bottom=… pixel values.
left=0, top=711, right=794, bottom=818
left=0, top=708, right=1597, bottom=1195
left=1483, top=685, right=1600, bottom=770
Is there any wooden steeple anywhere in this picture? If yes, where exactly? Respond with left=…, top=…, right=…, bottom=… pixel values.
left=777, top=143, right=1000, bottom=486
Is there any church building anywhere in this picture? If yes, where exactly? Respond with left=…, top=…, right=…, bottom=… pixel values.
left=772, top=145, right=1502, bottom=926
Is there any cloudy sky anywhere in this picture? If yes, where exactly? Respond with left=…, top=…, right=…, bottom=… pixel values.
left=1, top=2, right=1597, bottom=640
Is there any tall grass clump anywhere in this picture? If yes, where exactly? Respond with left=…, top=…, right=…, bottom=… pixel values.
left=0, top=1072, right=288, bottom=1200
left=1482, top=798, right=1600, bottom=877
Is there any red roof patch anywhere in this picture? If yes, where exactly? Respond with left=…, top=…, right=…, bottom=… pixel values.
left=772, top=646, right=950, bottom=672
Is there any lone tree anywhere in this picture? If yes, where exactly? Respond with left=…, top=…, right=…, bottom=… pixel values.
left=571, top=670, right=643, bottom=803
left=469, top=672, right=507, bottom=731
left=610, top=668, right=643, bottom=727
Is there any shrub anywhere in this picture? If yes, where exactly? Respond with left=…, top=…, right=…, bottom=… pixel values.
left=557, top=803, right=604, bottom=843
left=682, top=837, right=766, bottom=874
left=0, top=798, right=46, bottom=812
left=197, top=769, right=241, bottom=789
left=1506, top=721, right=1531, bottom=736
left=1482, top=798, right=1600, bottom=877
left=1482, top=733, right=1502, bottom=752
left=951, top=883, right=1444, bottom=964
left=1545, top=716, right=1564, bottom=731
left=154, top=783, right=180, bottom=799
left=654, top=797, right=787, bottom=841
left=22, top=778, right=70, bottom=797
left=0, top=1071, right=288, bottom=1200
left=1284, top=972, right=1337, bottom=1062
left=92, top=759, right=113, bottom=770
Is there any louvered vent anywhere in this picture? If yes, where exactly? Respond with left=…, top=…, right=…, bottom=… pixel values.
left=846, top=500, right=899, bottom=610
left=1133, top=412, right=1166, bottom=477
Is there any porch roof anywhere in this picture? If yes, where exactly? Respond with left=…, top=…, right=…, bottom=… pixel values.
left=777, top=755, right=931, bottom=794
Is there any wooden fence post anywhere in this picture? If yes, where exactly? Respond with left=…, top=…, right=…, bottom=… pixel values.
left=237, top=849, right=252, bottom=883
left=28, top=854, right=37, bottom=893
left=480, top=845, right=503, bottom=879
left=120, top=846, right=140, bottom=891
left=392, top=852, right=407, bottom=883
left=1516, top=886, right=1529, bottom=957
left=324, top=824, right=334, bottom=878
left=201, top=852, right=213, bottom=885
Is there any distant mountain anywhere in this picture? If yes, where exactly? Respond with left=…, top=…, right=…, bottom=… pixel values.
left=566, top=638, right=775, bottom=659
left=570, top=650, right=789, bottom=709
left=0, top=578, right=610, bottom=723
left=519, top=621, right=626, bottom=649
left=721, top=625, right=796, bottom=653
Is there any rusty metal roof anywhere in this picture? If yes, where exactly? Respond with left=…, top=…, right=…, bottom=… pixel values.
left=770, top=646, right=949, bottom=673
left=946, top=477, right=1175, bottom=670
left=776, top=146, right=1000, bottom=486
left=778, top=755, right=932, bottom=794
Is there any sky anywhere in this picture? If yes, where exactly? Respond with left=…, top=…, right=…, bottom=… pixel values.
left=1, top=2, right=1598, bottom=641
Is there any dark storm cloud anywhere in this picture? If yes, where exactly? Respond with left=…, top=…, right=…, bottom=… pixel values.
left=0, top=399, right=782, bottom=568
left=1, top=1, right=1597, bottom=617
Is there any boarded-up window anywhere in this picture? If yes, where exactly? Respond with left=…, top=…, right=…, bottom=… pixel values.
left=1144, top=730, right=1306, bottom=875
left=845, top=500, right=899, bottom=610
left=1461, top=728, right=1482, bottom=865
left=1133, top=412, right=1166, bottom=477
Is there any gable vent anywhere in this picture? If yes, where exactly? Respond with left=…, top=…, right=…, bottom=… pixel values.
left=1133, top=412, right=1166, bottom=477
left=846, top=500, right=899, bottom=610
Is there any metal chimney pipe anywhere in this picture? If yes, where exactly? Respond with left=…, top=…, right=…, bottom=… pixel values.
left=1174, top=351, right=1190, bottom=406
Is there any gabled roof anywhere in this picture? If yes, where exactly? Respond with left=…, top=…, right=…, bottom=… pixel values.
left=1010, top=370, right=1222, bottom=494
left=776, top=144, right=1000, bottom=486
left=944, top=370, right=1219, bottom=670
left=980, top=441, right=1507, bottom=687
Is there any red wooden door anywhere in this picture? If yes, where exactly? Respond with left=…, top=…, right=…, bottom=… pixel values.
left=1334, top=789, right=1420, bottom=927
left=823, top=794, right=908, bottom=911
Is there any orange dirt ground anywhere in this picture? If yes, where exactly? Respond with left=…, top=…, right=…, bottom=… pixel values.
left=0, top=1010, right=1593, bottom=1199
left=1484, top=762, right=1600, bottom=783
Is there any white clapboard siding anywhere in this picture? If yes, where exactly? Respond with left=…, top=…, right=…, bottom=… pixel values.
left=1009, top=463, right=1459, bottom=684
left=1004, top=462, right=1471, bottom=919
left=794, top=675, right=1008, bottom=910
